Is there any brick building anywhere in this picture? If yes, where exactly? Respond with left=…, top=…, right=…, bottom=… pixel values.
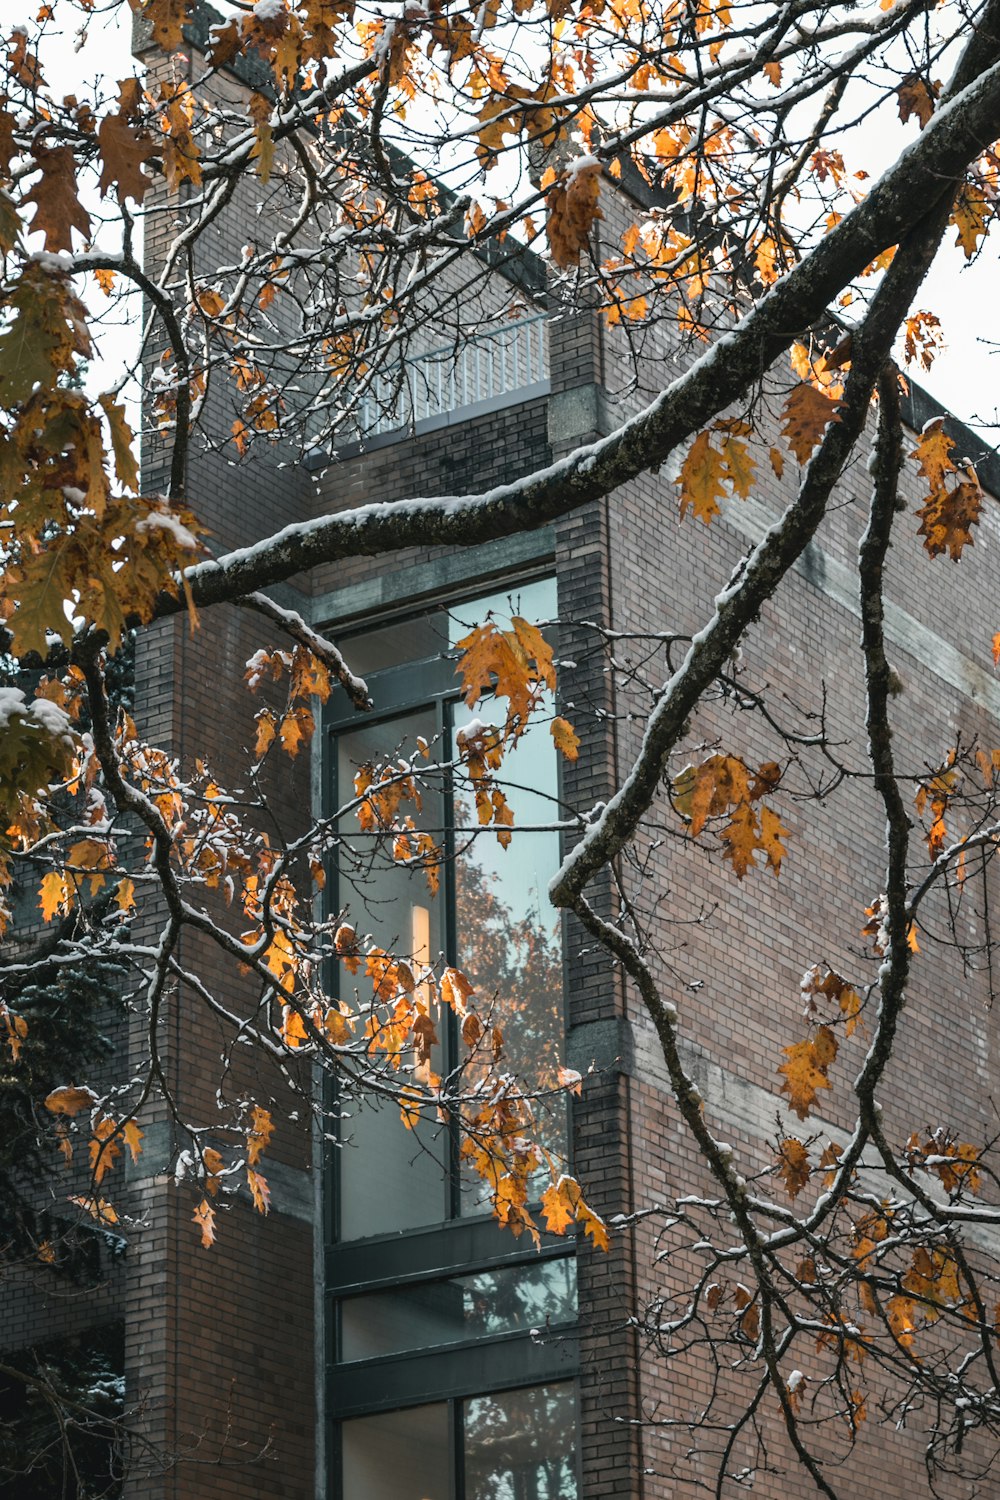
left=5, top=10, right=1000, bottom=1500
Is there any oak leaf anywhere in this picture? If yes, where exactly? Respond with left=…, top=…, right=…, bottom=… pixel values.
left=69, top=1195, right=119, bottom=1225
left=778, top=1026, right=838, bottom=1120
left=247, top=1167, right=271, bottom=1214
left=44, top=1085, right=98, bottom=1117
left=247, top=1105, right=274, bottom=1166
left=98, top=112, right=156, bottom=204
left=114, top=877, right=136, bottom=913
left=547, top=160, right=602, bottom=268
left=193, top=1198, right=216, bottom=1248
left=541, top=1180, right=575, bottom=1233
left=952, top=182, right=990, bottom=260
left=678, top=429, right=728, bottom=524
left=916, top=476, right=982, bottom=561
left=39, top=871, right=73, bottom=922
left=897, top=74, right=938, bottom=129
left=143, top=0, right=193, bottom=51
left=551, top=716, right=580, bottom=760
left=776, top=1137, right=811, bottom=1199
left=122, top=1121, right=144, bottom=1164
left=24, top=144, right=91, bottom=251
left=781, top=382, right=839, bottom=464
left=89, top=1117, right=122, bottom=1185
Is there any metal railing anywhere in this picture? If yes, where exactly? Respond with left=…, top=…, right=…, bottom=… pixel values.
left=357, top=313, right=547, bottom=437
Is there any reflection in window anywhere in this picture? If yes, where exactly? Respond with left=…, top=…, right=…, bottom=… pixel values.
left=452, top=692, right=565, bottom=1214
left=464, top=1384, right=578, bottom=1500
left=336, top=707, right=449, bottom=1240
left=340, top=1257, right=577, bottom=1362
left=333, top=578, right=564, bottom=1239
left=341, top=1403, right=450, bottom=1499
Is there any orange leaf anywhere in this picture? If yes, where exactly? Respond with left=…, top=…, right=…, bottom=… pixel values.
left=547, top=160, right=602, bottom=268
left=776, top=1138, right=811, bottom=1199
left=441, top=967, right=475, bottom=1014
left=193, top=1197, right=216, bottom=1248
left=247, top=1105, right=274, bottom=1166
left=24, top=143, right=91, bottom=251
left=719, top=802, right=759, bottom=878
left=781, top=383, right=839, bottom=464
left=678, top=429, right=728, bottom=524
left=202, top=1146, right=224, bottom=1195
left=69, top=1195, right=119, bottom=1225
left=778, top=1026, right=838, bottom=1120
left=551, top=716, right=580, bottom=761
left=952, top=182, right=990, bottom=260
left=122, top=1120, right=144, bottom=1164
left=247, top=1167, right=271, bottom=1215
left=45, top=1085, right=98, bottom=1116
left=38, top=871, right=73, bottom=921
left=897, top=74, right=938, bottom=129
left=89, top=1118, right=122, bottom=1185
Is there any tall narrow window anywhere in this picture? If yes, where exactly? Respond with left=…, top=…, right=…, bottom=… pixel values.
left=324, top=579, right=579, bottom=1500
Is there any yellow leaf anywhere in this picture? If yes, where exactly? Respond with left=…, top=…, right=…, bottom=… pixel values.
left=541, top=1178, right=576, bottom=1234
left=67, top=837, right=113, bottom=895
left=551, top=716, right=579, bottom=760
left=38, top=871, right=73, bottom=922
left=114, top=877, right=136, bottom=913
left=757, top=805, right=789, bottom=874
left=99, top=394, right=140, bottom=491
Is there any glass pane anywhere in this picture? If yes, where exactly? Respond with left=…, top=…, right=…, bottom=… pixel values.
left=336, top=708, right=449, bottom=1240
left=464, top=1383, right=578, bottom=1500
left=340, top=576, right=556, bottom=681
left=344, top=611, right=451, bottom=677
left=452, top=690, right=566, bottom=1214
left=341, top=1403, right=449, bottom=1499
left=340, top=1257, right=577, bottom=1362
left=446, top=578, right=556, bottom=650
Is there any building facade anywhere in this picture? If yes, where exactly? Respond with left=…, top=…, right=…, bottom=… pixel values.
left=5, top=11, right=1000, bottom=1500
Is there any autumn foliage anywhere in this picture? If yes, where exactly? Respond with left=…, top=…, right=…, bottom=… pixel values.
left=4, top=0, right=1000, bottom=1495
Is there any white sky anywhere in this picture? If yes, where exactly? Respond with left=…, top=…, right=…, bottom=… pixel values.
left=37, top=6, right=1000, bottom=448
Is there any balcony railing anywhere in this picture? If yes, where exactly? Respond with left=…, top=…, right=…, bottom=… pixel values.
left=357, top=313, right=548, bottom=437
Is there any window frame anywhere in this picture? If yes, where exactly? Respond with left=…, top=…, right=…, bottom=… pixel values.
left=321, top=587, right=580, bottom=1499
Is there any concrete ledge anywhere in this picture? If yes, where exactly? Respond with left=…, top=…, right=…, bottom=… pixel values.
left=125, top=1120, right=315, bottom=1223
left=310, top=527, right=556, bottom=629
left=566, top=1016, right=635, bottom=1078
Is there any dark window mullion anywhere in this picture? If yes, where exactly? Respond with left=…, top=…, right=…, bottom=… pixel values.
left=442, top=693, right=464, bottom=1221
left=452, top=1397, right=465, bottom=1500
